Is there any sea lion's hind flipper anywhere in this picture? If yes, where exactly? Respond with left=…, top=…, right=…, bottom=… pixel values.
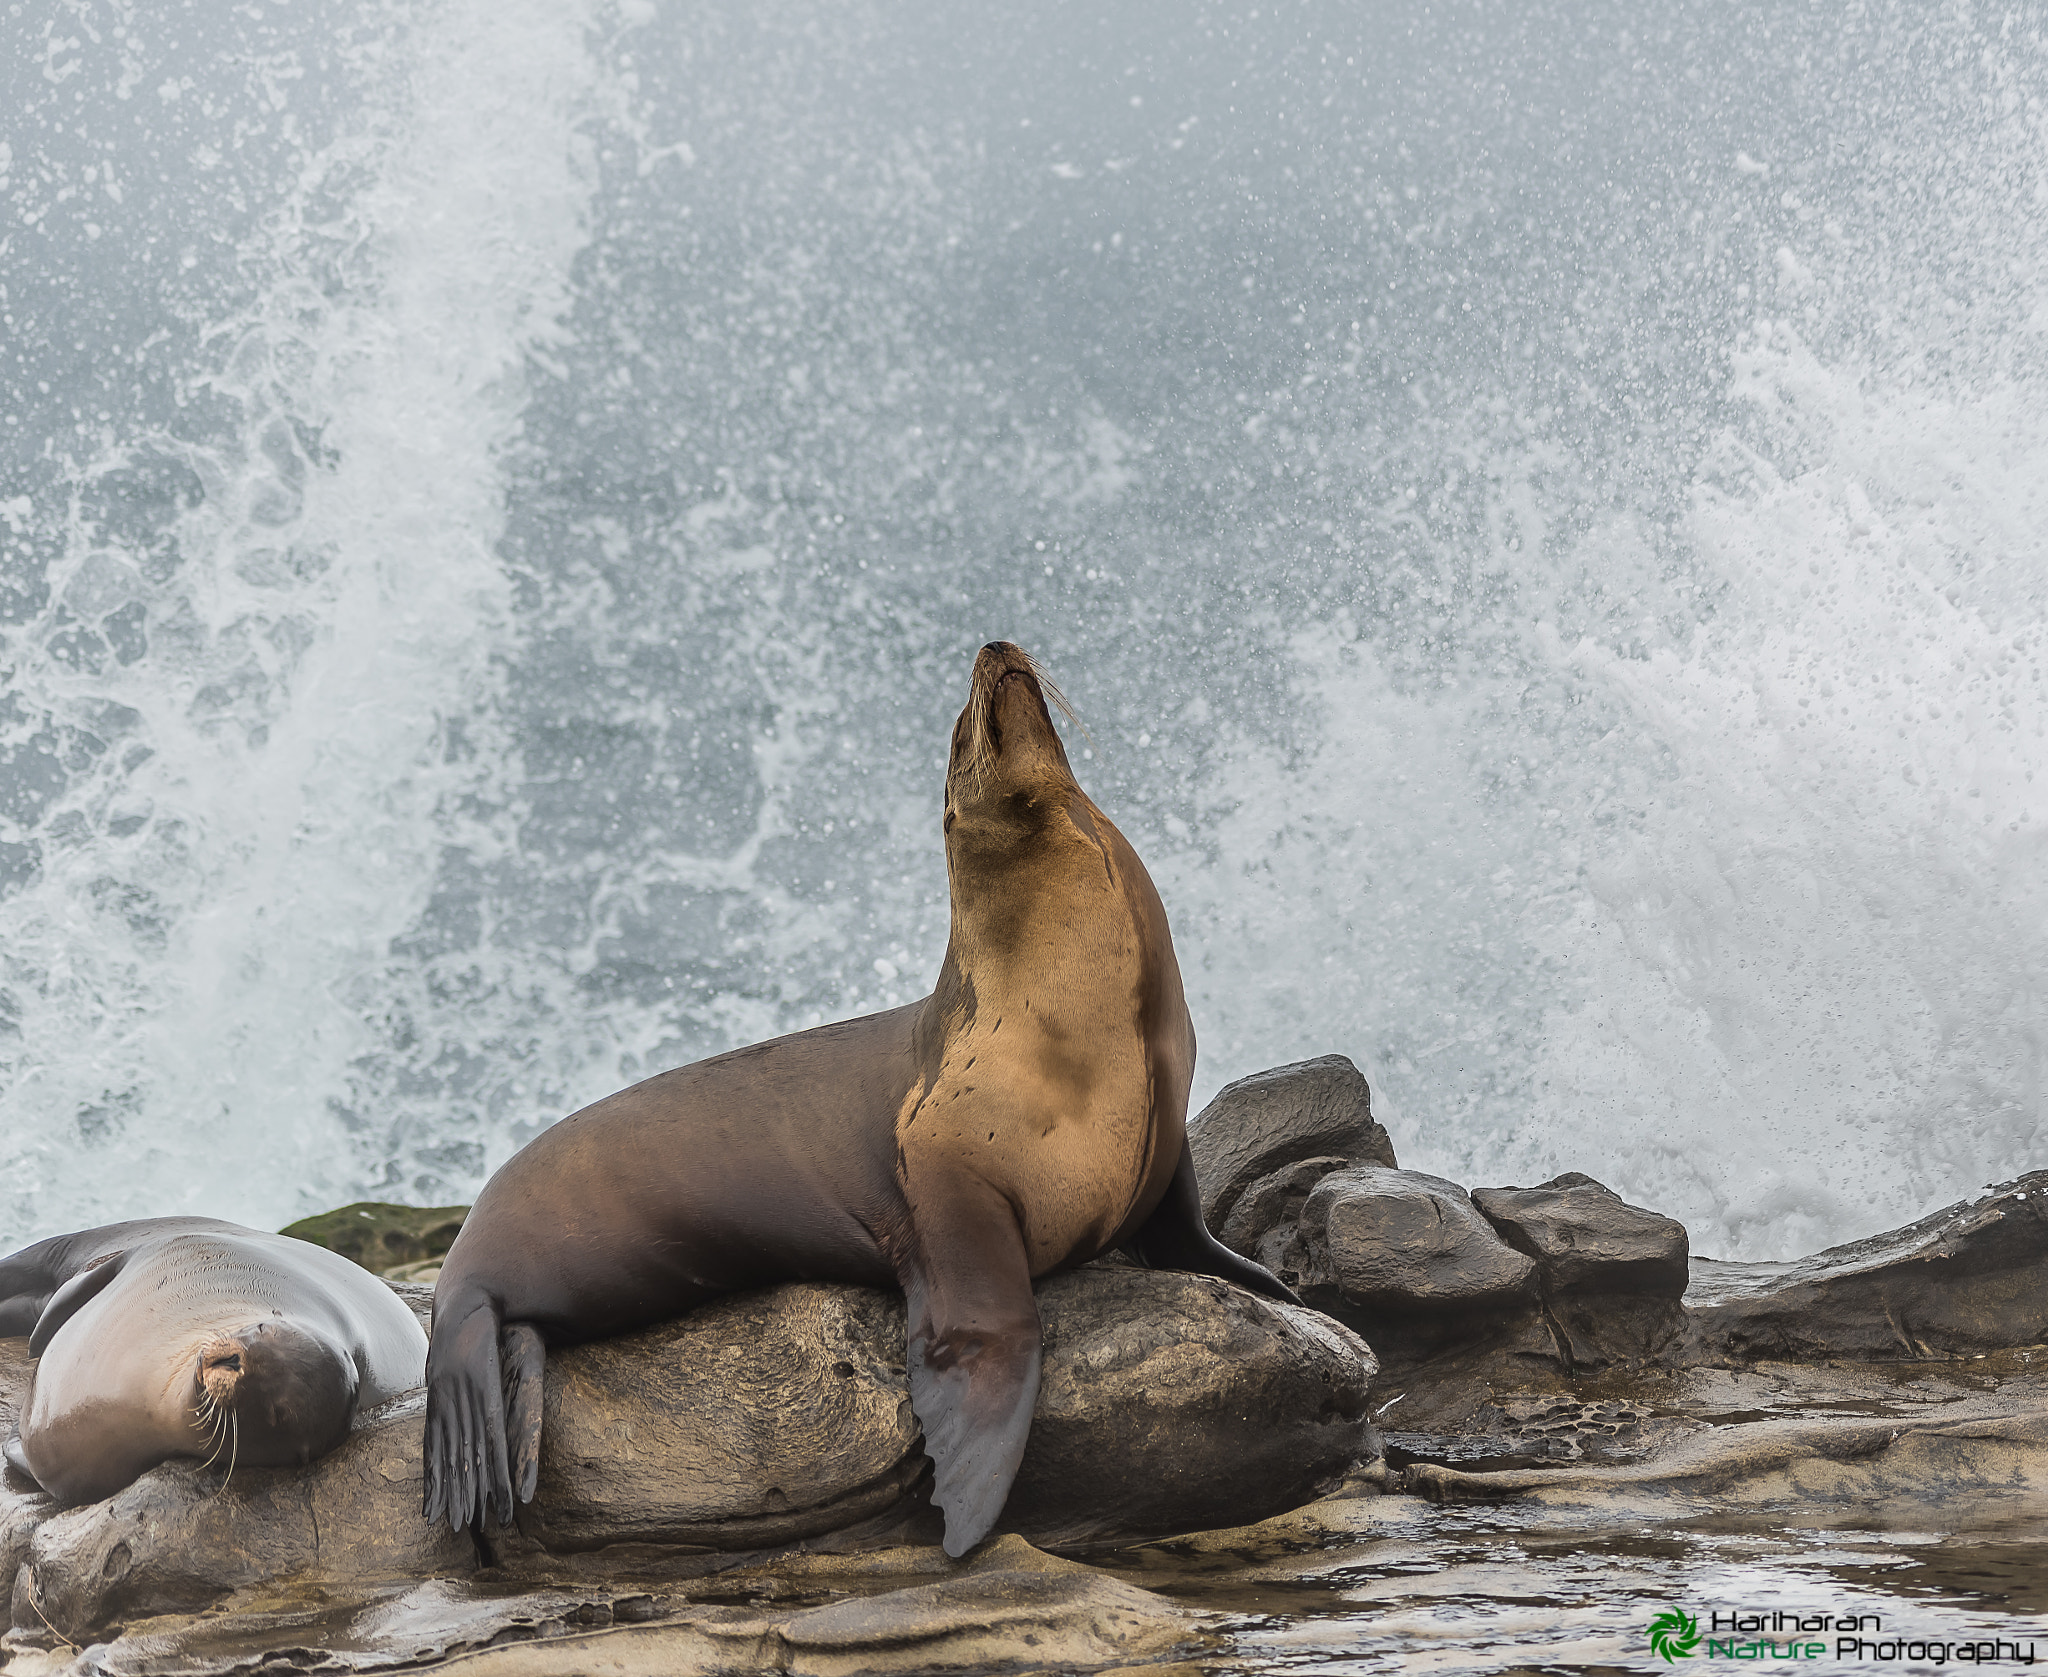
left=27, top=1249, right=130, bottom=1356
left=900, top=1177, right=1042, bottom=1559
left=422, top=1298, right=514, bottom=1532
left=1123, top=1137, right=1302, bottom=1306
left=500, top=1322, right=545, bottom=1505
left=3, top=1431, right=43, bottom=1492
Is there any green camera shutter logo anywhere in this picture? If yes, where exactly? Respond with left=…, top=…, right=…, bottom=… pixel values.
left=1648, top=1609, right=1702, bottom=1661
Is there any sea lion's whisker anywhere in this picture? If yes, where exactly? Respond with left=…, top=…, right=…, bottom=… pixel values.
left=1018, top=648, right=1082, bottom=734
left=216, top=1411, right=239, bottom=1495
left=199, top=1404, right=231, bottom=1470
left=958, top=646, right=1086, bottom=790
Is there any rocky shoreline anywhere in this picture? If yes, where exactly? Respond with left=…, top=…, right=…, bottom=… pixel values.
left=5, top=1055, right=2046, bottom=1674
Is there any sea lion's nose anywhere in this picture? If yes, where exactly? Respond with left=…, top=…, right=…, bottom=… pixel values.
left=982, top=641, right=1008, bottom=656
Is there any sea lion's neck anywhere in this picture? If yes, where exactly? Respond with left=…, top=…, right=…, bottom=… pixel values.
left=924, top=785, right=1149, bottom=1053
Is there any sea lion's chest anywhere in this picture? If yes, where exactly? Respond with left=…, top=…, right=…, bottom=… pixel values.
left=901, top=902, right=1176, bottom=1274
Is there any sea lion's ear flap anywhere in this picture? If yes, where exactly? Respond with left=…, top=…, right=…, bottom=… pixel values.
left=28, top=1249, right=130, bottom=1357
left=899, top=1174, right=1042, bottom=1559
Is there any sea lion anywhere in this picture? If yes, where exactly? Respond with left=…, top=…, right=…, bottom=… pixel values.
left=423, top=641, right=1295, bottom=1555
left=0, top=1217, right=427, bottom=1505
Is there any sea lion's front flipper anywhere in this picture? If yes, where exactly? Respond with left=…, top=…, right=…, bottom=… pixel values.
left=423, top=1294, right=513, bottom=1532
left=0, top=1236, right=61, bottom=1337
left=1124, top=1137, right=1302, bottom=1306
left=900, top=1174, right=1042, bottom=1559
left=27, top=1249, right=130, bottom=1356
left=2, top=1431, right=44, bottom=1491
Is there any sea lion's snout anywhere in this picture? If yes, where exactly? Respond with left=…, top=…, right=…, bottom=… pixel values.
left=194, top=1321, right=358, bottom=1469
left=952, top=641, right=1076, bottom=795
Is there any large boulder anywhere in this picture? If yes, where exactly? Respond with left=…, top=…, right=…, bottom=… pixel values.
left=517, top=1268, right=1376, bottom=1557
left=6, top=1267, right=1373, bottom=1638
left=1471, top=1173, right=1689, bottom=1298
left=1687, top=1171, right=2048, bottom=1361
left=1187, top=1055, right=1395, bottom=1235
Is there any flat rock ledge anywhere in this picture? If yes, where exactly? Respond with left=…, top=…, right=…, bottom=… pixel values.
left=2, top=1268, right=1373, bottom=1645
left=0, top=1536, right=1206, bottom=1677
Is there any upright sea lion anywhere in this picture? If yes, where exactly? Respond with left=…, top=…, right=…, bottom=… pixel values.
left=1, top=1218, right=427, bottom=1505
left=423, top=641, right=1294, bottom=1556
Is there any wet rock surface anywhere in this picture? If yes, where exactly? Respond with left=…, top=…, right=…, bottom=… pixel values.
left=1684, top=1170, right=2048, bottom=1361
left=10, top=1392, right=475, bottom=1642
left=0, top=1536, right=1205, bottom=1677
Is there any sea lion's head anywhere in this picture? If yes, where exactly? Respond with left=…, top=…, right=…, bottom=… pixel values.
left=191, top=1319, right=360, bottom=1471
left=945, top=641, right=1081, bottom=842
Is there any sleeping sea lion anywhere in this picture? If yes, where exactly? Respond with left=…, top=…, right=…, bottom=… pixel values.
left=422, top=641, right=1294, bottom=1555
left=0, top=1217, right=427, bottom=1505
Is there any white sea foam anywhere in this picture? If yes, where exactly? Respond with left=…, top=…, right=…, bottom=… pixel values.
left=1181, top=316, right=2048, bottom=1261
left=0, top=0, right=600, bottom=1241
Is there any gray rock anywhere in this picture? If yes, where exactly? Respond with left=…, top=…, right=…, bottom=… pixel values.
left=1187, top=1054, right=1396, bottom=1233
left=1472, top=1172, right=1690, bottom=1298
left=1406, top=1403, right=2048, bottom=1517
left=1291, top=1167, right=1538, bottom=1319
left=760, top=1536, right=1204, bottom=1676
left=1218, top=1156, right=1355, bottom=1274
left=0, top=1339, right=51, bottom=1606
left=517, top=1268, right=1376, bottom=1558
left=6, top=1267, right=1372, bottom=1637
left=1686, top=1170, right=2048, bottom=1361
